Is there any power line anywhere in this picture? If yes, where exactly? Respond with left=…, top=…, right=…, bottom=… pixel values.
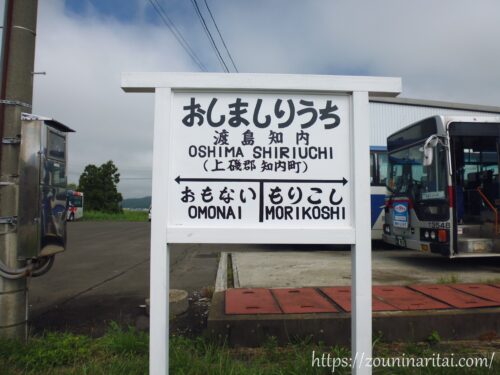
left=203, top=0, right=238, bottom=72
left=147, top=0, right=207, bottom=71
left=149, top=0, right=206, bottom=71
left=190, top=0, right=229, bottom=72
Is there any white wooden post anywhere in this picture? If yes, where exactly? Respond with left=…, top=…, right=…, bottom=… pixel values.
left=150, top=88, right=171, bottom=375
left=351, top=91, right=372, bottom=374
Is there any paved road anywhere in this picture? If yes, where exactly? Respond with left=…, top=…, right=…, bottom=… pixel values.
left=29, top=222, right=220, bottom=335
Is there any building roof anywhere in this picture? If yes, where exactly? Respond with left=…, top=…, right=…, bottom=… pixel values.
left=369, top=96, right=500, bottom=114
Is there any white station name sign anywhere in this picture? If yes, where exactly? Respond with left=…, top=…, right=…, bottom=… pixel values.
left=123, top=72, right=401, bottom=375
left=168, top=92, right=352, bottom=229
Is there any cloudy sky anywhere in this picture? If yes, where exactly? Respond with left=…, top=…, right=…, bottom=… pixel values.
left=31, top=0, right=500, bottom=198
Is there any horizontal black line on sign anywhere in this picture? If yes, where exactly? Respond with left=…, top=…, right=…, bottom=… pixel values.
left=175, top=176, right=348, bottom=186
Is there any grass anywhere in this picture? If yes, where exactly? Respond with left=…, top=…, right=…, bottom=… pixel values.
left=0, top=323, right=148, bottom=375
left=481, top=277, right=500, bottom=285
left=80, top=209, right=148, bottom=222
left=437, top=274, right=460, bottom=284
left=0, top=324, right=498, bottom=374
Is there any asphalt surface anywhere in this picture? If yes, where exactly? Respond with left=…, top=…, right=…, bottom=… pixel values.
left=29, top=221, right=220, bottom=335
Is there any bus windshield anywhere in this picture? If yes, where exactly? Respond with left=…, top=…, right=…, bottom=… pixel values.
left=68, top=195, right=83, bottom=207
left=387, top=141, right=448, bottom=202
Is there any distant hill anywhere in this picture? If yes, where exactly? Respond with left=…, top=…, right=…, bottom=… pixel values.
left=122, top=196, right=151, bottom=209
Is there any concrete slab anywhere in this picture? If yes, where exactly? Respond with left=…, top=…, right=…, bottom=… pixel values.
left=226, top=288, right=281, bottom=315
left=214, top=252, right=227, bottom=292
left=232, top=250, right=352, bottom=288
left=225, top=285, right=500, bottom=315
left=208, top=291, right=500, bottom=347
left=272, top=288, right=338, bottom=314
left=373, top=286, right=450, bottom=311
left=231, top=248, right=500, bottom=288
left=451, top=284, right=500, bottom=303
left=409, top=284, right=499, bottom=309
left=321, top=287, right=399, bottom=312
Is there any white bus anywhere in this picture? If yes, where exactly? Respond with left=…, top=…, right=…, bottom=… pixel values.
left=383, top=115, right=500, bottom=258
left=67, top=190, right=84, bottom=221
left=370, top=146, right=388, bottom=240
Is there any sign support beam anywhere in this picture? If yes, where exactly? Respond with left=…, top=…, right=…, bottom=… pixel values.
left=150, top=88, right=171, bottom=375
left=351, top=91, right=372, bottom=375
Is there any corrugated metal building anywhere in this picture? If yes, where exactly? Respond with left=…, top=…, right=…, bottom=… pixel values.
left=369, top=97, right=500, bottom=146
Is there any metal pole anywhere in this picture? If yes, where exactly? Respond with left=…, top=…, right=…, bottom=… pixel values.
left=0, top=0, right=38, bottom=339
left=0, top=0, right=8, bottom=94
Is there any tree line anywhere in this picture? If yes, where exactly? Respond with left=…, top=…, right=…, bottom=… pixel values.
left=72, top=161, right=123, bottom=213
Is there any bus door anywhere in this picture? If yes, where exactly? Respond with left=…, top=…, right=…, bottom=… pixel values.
left=449, top=122, right=500, bottom=254
left=370, top=148, right=388, bottom=239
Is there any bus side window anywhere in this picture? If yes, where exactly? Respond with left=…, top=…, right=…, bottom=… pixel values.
left=370, top=152, right=375, bottom=185
left=378, top=152, right=388, bottom=186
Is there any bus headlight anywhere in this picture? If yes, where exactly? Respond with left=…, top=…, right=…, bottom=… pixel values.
left=424, top=231, right=429, bottom=239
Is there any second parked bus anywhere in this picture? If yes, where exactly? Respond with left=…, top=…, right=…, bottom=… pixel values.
left=67, top=190, right=84, bottom=221
left=383, top=115, right=500, bottom=258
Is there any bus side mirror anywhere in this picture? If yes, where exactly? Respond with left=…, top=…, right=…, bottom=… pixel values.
left=422, top=135, right=439, bottom=167
left=423, top=147, right=433, bottom=166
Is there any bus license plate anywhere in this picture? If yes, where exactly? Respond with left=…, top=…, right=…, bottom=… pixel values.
left=396, top=236, right=406, bottom=247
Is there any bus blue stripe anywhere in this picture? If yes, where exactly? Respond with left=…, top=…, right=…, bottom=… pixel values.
left=371, top=194, right=386, bottom=227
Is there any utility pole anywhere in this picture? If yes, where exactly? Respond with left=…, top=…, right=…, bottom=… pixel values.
left=0, top=0, right=38, bottom=339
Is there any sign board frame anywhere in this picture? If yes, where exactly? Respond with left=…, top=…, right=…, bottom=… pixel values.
left=122, top=72, right=401, bottom=375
